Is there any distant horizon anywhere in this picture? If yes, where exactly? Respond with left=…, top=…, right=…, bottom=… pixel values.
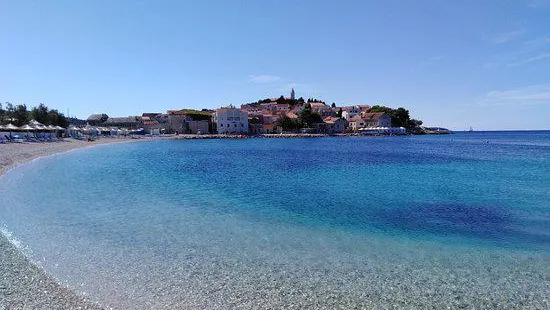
left=2, top=0, right=549, bottom=131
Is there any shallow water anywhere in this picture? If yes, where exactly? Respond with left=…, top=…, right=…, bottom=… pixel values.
left=1, top=132, right=549, bottom=308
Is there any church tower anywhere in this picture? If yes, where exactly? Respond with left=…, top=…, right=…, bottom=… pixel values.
left=290, top=88, right=295, bottom=100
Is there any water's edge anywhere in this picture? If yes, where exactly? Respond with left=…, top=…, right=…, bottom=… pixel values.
left=0, top=140, right=143, bottom=309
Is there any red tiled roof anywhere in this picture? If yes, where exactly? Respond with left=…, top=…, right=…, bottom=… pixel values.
left=323, top=116, right=343, bottom=124
left=286, top=112, right=299, bottom=119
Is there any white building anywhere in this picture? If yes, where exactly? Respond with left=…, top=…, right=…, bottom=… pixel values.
left=213, top=105, right=248, bottom=134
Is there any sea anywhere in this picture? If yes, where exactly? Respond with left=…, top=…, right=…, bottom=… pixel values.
left=1, top=131, right=549, bottom=309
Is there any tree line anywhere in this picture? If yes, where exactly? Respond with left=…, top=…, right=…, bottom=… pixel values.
left=0, top=102, right=69, bottom=127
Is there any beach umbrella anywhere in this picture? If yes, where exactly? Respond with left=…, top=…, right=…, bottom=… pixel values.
left=4, top=123, right=20, bottom=138
left=4, top=123, right=19, bottom=130
left=47, top=124, right=57, bottom=130
left=55, top=126, right=64, bottom=130
left=29, top=119, right=44, bottom=126
left=20, top=124, right=35, bottom=131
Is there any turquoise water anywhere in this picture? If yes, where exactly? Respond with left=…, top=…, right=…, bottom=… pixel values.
left=1, top=132, right=549, bottom=308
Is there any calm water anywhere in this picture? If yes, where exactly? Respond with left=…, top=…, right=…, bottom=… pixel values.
left=1, top=132, right=549, bottom=309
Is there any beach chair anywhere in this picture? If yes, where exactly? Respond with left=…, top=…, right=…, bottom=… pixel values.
left=11, top=135, right=25, bottom=143
left=26, top=134, right=39, bottom=142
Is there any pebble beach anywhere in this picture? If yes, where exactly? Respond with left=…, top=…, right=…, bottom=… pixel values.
left=0, top=139, right=141, bottom=310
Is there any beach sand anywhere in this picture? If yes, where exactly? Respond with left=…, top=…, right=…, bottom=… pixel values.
left=0, top=138, right=142, bottom=310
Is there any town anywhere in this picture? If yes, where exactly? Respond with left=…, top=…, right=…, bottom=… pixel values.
left=79, top=89, right=449, bottom=137
left=0, top=90, right=451, bottom=142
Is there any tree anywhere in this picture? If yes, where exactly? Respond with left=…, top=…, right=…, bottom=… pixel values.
left=276, top=96, right=286, bottom=104
left=249, top=116, right=262, bottom=124
left=331, top=102, right=336, bottom=108
left=337, top=108, right=343, bottom=118
left=30, top=103, right=49, bottom=124
left=299, top=103, right=323, bottom=128
left=0, top=103, right=4, bottom=124
left=47, top=109, right=69, bottom=127
left=275, top=116, right=301, bottom=132
left=368, top=105, right=422, bottom=130
left=4, top=102, right=15, bottom=124
left=13, top=104, right=29, bottom=126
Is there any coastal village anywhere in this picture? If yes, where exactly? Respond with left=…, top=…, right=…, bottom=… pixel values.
left=0, top=89, right=450, bottom=142
left=79, top=89, right=449, bottom=137
left=82, top=89, right=431, bottom=136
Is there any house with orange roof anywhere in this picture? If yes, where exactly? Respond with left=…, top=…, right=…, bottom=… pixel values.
left=317, top=116, right=346, bottom=133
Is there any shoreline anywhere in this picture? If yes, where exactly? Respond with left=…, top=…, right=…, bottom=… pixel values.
left=0, top=138, right=147, bottom=310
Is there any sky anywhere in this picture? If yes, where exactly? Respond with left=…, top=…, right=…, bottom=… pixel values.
left=1, top=0, right=549, bottom=130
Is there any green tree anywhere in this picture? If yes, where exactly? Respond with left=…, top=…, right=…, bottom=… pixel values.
left=368, top=105, right=422, bottom=130
left=331, top=102, right=336, bottom=108
left=4, top=102, right=15, bottom=124
left=337, top=108, right=343, bottom=118
left=249, top=116, right=262, bottom=124
left=299, top=103, right=323, bottom=128
left=275, top=116, right=301, bottom=132
left=30, top=103, right=49, bottom=124
left=47, top=109, right=69, bottom=127
left=0, top=103, right=4, bottom=124
left=13, top=104, right=29, bottom=126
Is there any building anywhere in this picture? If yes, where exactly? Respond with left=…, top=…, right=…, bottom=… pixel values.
left=213, top=105, right=248, bottom=134
left=104, top=116, right=141, bottom=129
left=317, top=116, right=346, bottom=133
left=290, top=88, right=295, bottom=100
left=186, top=120, right=209, bottom=134
left=167, top=109, right=213, bottom=134
left=362, top=112, right=392, bottom=128
left=348, top=115, right=366, bottom=132
left=340, top=106, right=363, bottom=121
left=309, top=102, right=333, bottom=117
left=348, top=113, right=392, bottom=132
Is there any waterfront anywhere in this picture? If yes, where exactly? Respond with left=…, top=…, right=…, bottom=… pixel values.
left=1, top=132, right=549, bottom=309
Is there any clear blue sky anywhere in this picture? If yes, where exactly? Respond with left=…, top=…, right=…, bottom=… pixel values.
left=1, top=0, right=549, bottom=130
